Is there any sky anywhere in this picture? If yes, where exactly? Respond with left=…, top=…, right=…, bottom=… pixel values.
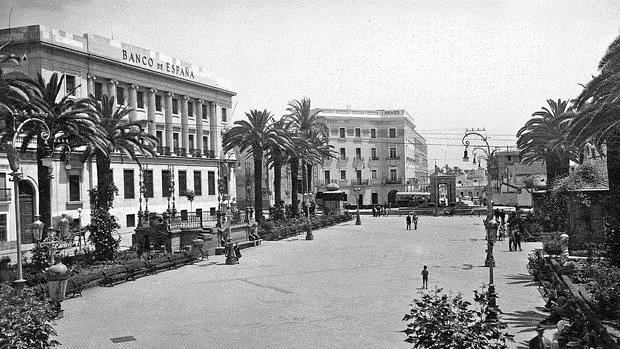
left=2, top=0, right=619, bottom=169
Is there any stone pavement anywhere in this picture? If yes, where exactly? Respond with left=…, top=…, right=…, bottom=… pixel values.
left=53, top=216, right=547, bottom=348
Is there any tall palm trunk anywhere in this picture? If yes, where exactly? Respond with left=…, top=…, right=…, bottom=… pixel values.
left=254, top=152, right=264, bottom=221
left=307, top=164, right=313, bottom=193
left=273, top=151, right=282, bottom=205
left=37, top=137, right=51, bottom=227
left=290, top=156, right=299, bottom=216
left=607, top=136, right=620, bottom=218
left=95, top=153, right=113, bottom=190
left=301, top=161, right=307, bottom=195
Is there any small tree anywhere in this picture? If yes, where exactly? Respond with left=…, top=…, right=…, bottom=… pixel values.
left=402, top=288, right=509, bottom=349
left=184, top=190, right=196, bottom=212
left=87, top=184, right=120, bottom=260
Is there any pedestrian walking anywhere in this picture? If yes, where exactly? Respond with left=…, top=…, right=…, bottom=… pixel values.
left=421, top=265, right=429, bottom=289
left=514, top=231, right=522, bottom=251
left=413, top=211, right=418, bottom=230
left=506, top=223, right=514, bottom=251
left=498, top=223, right=505, bottom=241
left=406, top=214, right=412, bottom=230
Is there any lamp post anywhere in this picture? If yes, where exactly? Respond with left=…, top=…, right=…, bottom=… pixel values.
left=353, top=186, right=362, bottom=225
left=6, top=115, right=50, bottom=295
left=76, top=208, right=82, bottom=249
left=462, top=128, right=498, bottom=319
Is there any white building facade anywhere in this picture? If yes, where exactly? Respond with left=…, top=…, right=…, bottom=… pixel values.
left=0, top=25, right=236, bottom=254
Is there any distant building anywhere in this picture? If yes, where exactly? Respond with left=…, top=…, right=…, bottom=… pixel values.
left=311, top=108, right=429, bottom=207
left=455, top=168, right=488, bottom=204
left=0, top=25, right=236, bottom=254
left=492, top=150, right=546, bottom=207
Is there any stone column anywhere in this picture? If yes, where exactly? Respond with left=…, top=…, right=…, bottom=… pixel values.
left=165, top=92, right=174, bottom=151
left=107, top=79, right=118, bottom=101
left=196, top=99, right=204, bottom=156
left=87, top=75, right=96, bottom=97
left=147, top=89, right=157, bottom=136
left=128, top=84, right=138, bottom=121
left=210, top=102, right=219, bottom=156
left=181, top=96, right=189, bottom=151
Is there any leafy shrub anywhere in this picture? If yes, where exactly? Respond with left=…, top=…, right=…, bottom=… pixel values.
left=0, top=285, right=59, bottom=348
left=585, top=261, right=620, bottom=319
left=541, top=234, right=563, bottom=255
left=402, top=288, right=509, bottom=348
left=604, top=219, right=620, bottom=267
left=88, top=184, right=120, bottom=261
left=31, top=242, right=51, bottom=271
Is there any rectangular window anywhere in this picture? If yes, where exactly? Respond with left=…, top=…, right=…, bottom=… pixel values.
left=136, top=91, right=144, bottom=108
left=340, top=170, right=347, bottom=180
left=389, top=128, right=396, bottom=138
left=69, top=175, right=80, bottom=201
left=173, top=133, right=180, bottom=149
left=144, top=170, right=153, bottom=198
left=207, top=171, right=216, bottom=195
left=370, top=128, right=376, bottom=138
left=65, top=75, right=76, bottom=96
left=355, top=148, right=361, bottom=159
left=116, top=86, right=125, bottom=104
left=221, top=108, right=227, bottom=122
left=371, top=148, right=377, bottom=159
left=356, top=170, right=362, bottom=181
left=178, top=170, right=187, bottom=195
left=355, top=128, right=361, bottom=137
left=194, top=171, right=202, bottom=195
left=324, top=170, right=330, bottom=183
left=203, top=136, right=209, bottom=154
left=162, top=170, right=171, bottom=197
left=124, top=169, right=135, bottom=199
left=339, top=148, right=346, bottom=159
left=339, top=128, right=345, bottom=138
left=202, top=104, right=208, bottom=120
left=188, top=102, right=194, bottom=117
left=172, top=99, right=179, bottom=114
left=94, top=82, right=103, bottom=101
left=126, top=214, right=136, bottom=228
left=371, top=170, right=377, bottom=179
left=155, top=95, right=162, bottom=111
left=188, top=135, right=195, bottom=149
left=389, top=147, right=397, bottom=158
left=0, top=214, right=6, bottom=241
left=156, top=131, right=163, bottom=146
left=390, top=169, right=397, bottom=180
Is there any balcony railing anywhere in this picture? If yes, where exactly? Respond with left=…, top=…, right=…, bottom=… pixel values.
left=384, top=177, right=404, bottom=185
left=0, top=188, right=11, bottom=201
left=173, top=147, right=187, bottom=157
left=354, top=156, right=364, bottom=161
left=316, top=179, right=341, bottom=186
left=388, top=156, right=401, bottom=160
left=370, top=156, right=380, bottom=160
left=338, top=156, right=348, bottom=161
left=191, top=149, right=201, bottom=157
left=204, top=150, right=216, bottom=159
left=351, top=179, right=369, bottom=186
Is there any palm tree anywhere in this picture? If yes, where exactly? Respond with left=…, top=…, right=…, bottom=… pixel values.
left=516, top=99, right=578, bottom=186
left=567, top=34, right=620, bottom=215
left=82, top=94, right=158, bottom=190
left=284, top=98, right=329, bottom=216
left=222, top=109, right=288, bottom=221
left=14, top=73, right=109, bottom=227
left=0, top=43, right=42, bottom=116
left=265, top=118, right=293, bottom=206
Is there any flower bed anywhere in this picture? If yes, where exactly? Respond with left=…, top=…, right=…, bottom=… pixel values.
left=258, top=213, right=353, bottom=241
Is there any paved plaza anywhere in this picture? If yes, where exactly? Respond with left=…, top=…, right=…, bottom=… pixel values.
left=54, top=215, right=547, bottom=348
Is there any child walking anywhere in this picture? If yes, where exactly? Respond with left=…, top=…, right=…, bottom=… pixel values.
left=421, top=265, right=429, bottom=289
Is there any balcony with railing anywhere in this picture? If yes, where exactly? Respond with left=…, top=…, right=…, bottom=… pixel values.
left=350, top=179, right=369, bottom=186
left=369, top=156, right=380, bottom=161
left=0, top=188, right=11, bottom=202
left=316, top=179, right=340, bottom=186
left=204, top=150, right=216, bottom=159
left=384, top=177, right=404, bottom=185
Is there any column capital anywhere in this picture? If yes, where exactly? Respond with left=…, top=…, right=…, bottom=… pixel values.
left=166, top=92, right=175, bottom=97
left=183, top=96, right=190, bottom=101
left=197, top=99, right=204, bottom=104
left=87, top=74, right=97, bottom=80
left=149, top=88, right=158, bottom=94
left=129, top=84, right=140, bottom=90
left=108, top=79, right=118, bottom=85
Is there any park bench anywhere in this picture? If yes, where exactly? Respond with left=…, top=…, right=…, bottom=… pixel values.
left=149, top=255, right=175, bottom=271
left=124, top=260, right=150, bottom=281
left=100, top=265, right=131, bottom=287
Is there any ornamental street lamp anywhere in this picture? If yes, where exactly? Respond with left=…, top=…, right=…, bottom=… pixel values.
left=5, top=114, right=50, bottom=295
left=353, top=186, right=362, bottom=225
left=462, top=128, right=498, bottom=318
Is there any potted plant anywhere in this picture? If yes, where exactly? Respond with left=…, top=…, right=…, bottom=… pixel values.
left=45, top=261, right=70, bottom=318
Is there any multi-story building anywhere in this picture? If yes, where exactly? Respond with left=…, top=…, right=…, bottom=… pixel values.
left=0, top=25, right=236, bottom=254
left=312, top=108, right=429, bottom=206
left=491, top=150, right=546, bottom=207
left=455, top=168, right=488, bottom=204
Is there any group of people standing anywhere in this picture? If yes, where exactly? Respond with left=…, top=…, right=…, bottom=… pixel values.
left=494, top=208, right=523, bottom=251
left=372, top=204, right=389, bottom=217
left=405, top=212, right=419, bottom=230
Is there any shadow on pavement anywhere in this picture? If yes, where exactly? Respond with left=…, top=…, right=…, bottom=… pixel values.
left=504, top=273, right=539, bottom=287
left=503, top=308, right=548, bottom=333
